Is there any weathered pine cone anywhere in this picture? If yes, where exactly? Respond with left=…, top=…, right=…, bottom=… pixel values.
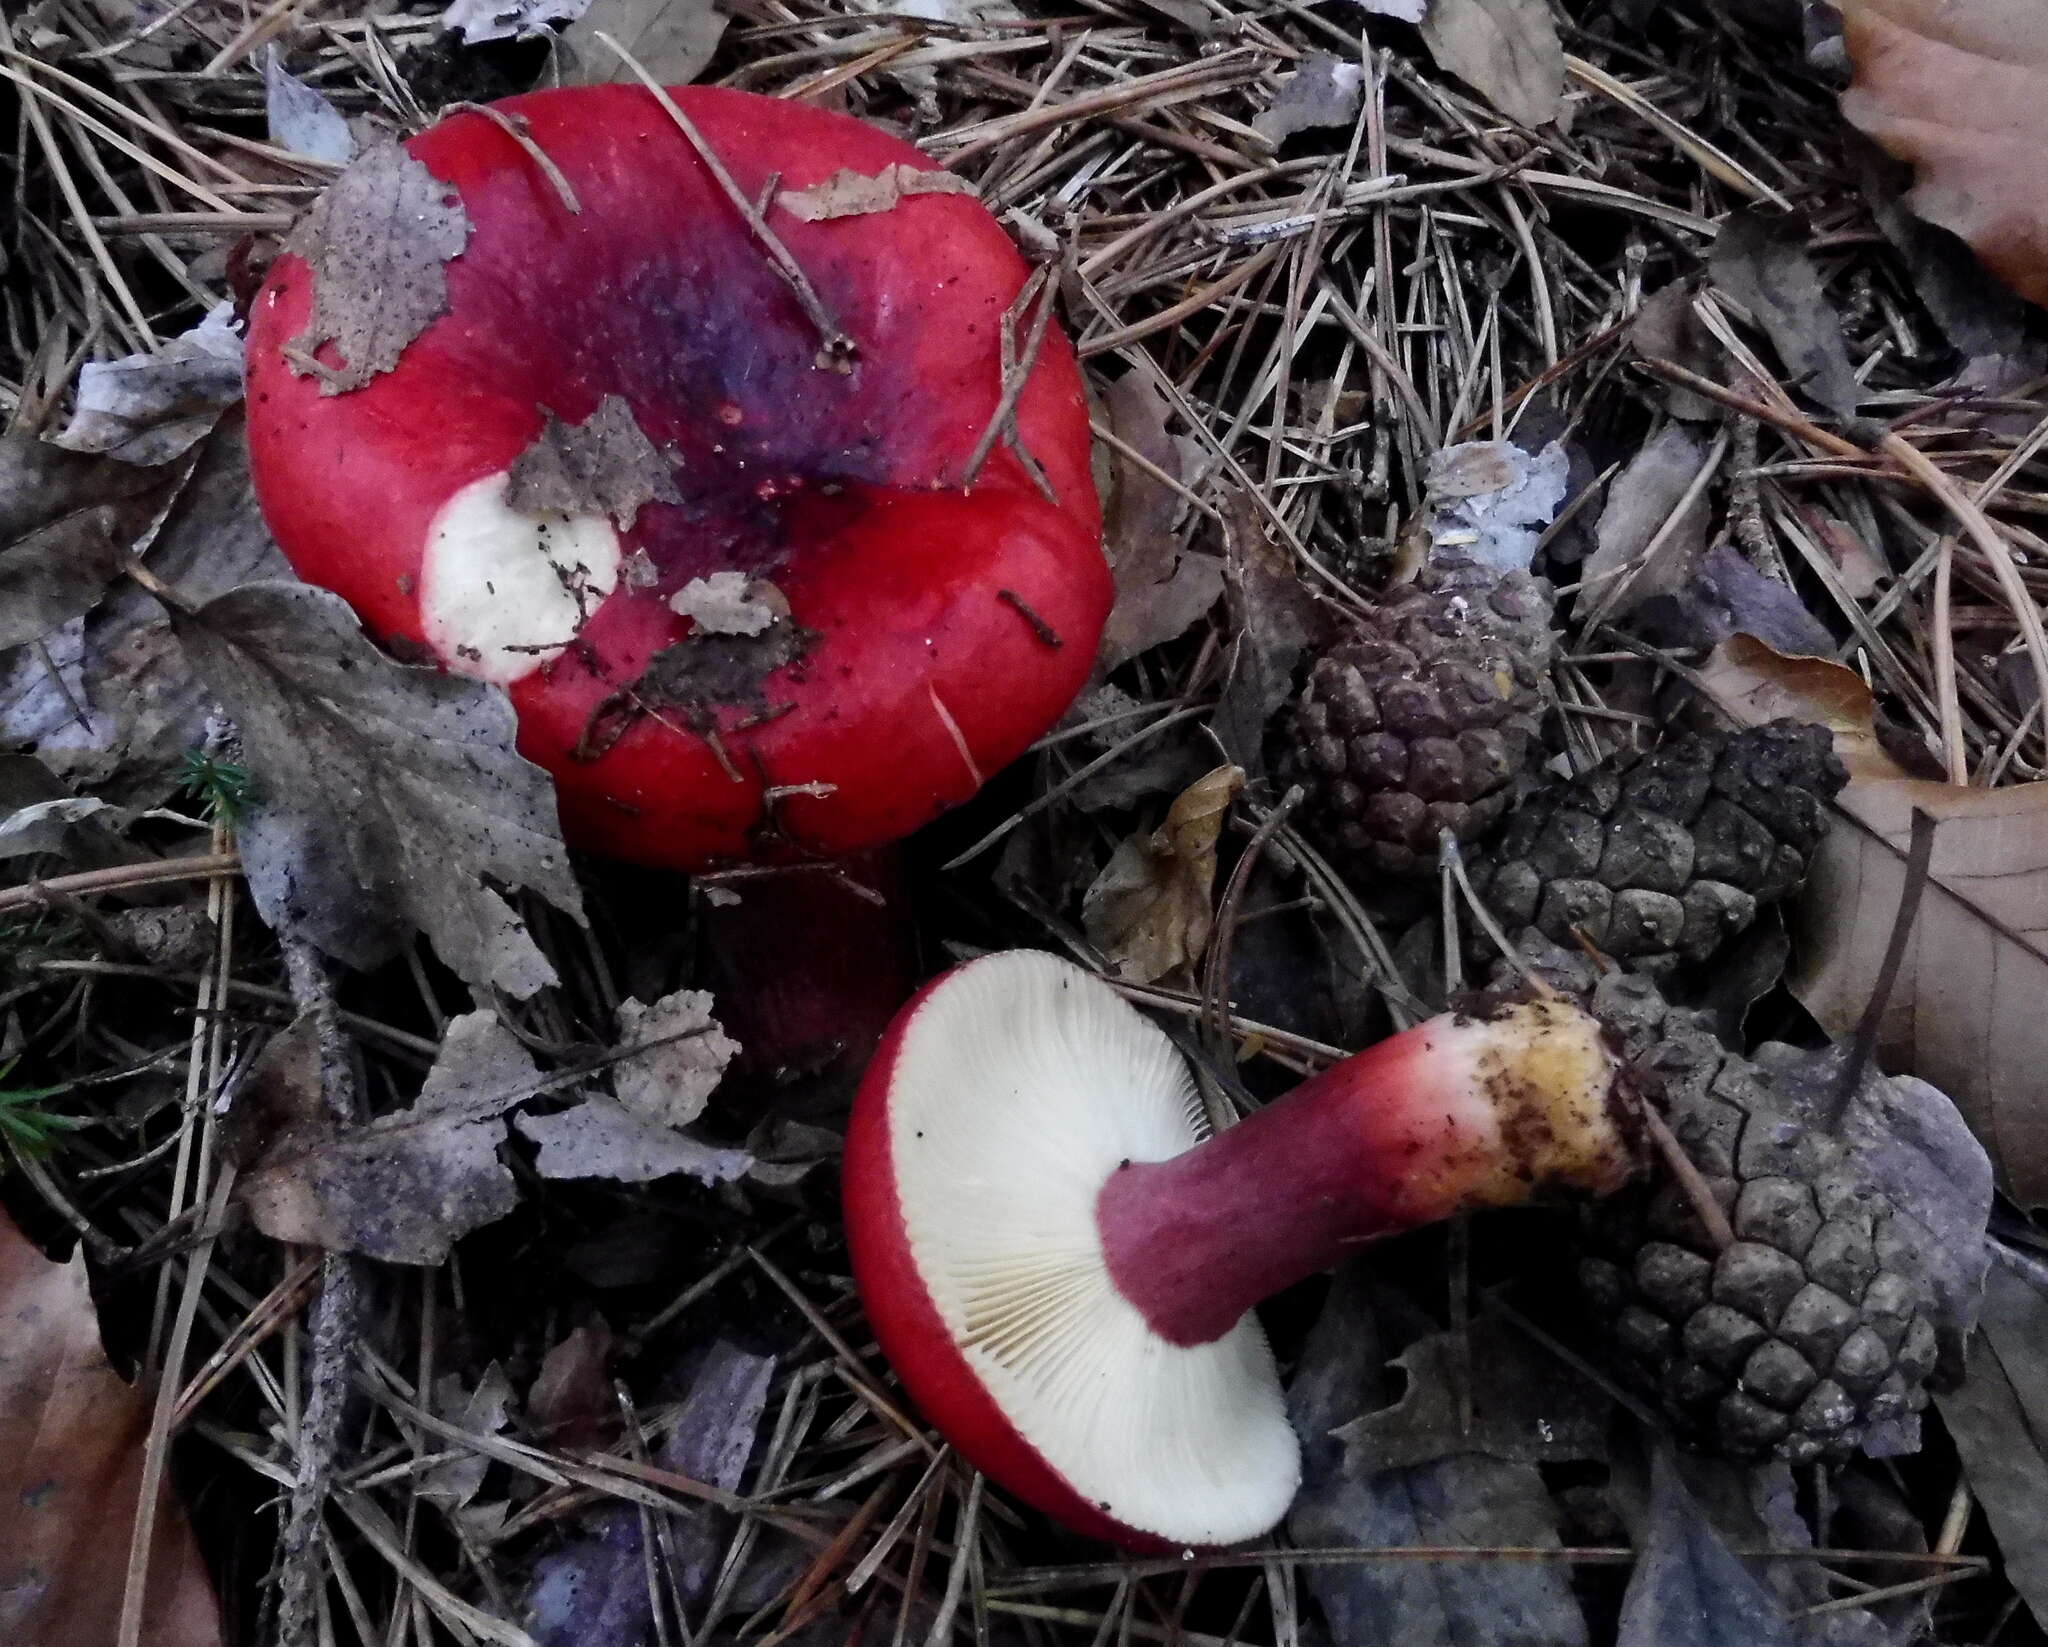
left=1272, top=556, right=1555, bottom=880
left=1509, top=944, right=1948, bottom=1463
left=1466, top=720, right=1846, bottom=977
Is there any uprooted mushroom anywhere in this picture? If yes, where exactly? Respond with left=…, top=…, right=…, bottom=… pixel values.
left=843, top=949, right=1645, bottom=1550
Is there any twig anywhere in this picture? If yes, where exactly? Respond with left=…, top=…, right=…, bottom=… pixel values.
left=1641, top=1106, right=1736, bottom=1251
left=0, top=852, right=242, bottom=915
left=1825, top=807, right=1936, bottom=1132
left=273, top=939, right=364, bottom=1647
left=442, top=103, right=581, bottom=214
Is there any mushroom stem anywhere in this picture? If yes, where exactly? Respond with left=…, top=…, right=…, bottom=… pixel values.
left=1095, top=998, right=1640, bottom=1347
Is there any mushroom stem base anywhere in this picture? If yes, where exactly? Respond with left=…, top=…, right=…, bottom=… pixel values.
left=1094, top=998, right=1638, bottom=1346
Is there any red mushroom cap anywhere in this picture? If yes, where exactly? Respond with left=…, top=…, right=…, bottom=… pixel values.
left=245, top=85, right=1107, bottom=870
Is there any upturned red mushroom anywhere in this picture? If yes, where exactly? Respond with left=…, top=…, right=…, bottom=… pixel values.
left=244, top=83, right=1106, bottom=870
left=844, top=950, right=1642, bottom=1550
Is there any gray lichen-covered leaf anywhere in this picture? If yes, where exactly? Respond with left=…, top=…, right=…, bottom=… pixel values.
left=1288, top=1270, right=1589, bottom=1647
left=54, top=304, right=245, bottom=467
left=442, top=0, right=588, bottom=43
left=776, top=164, right=976, bottom=222
left=1425, top=439, right=1569, bottom=576
left=610, top=990, right=738, bottom=1128
left=516, top=1098, right=752, bottom=1184
left=237, top=1012, right=526, bottom=1264
left=168, top=581, right=584, bottom=996
left=506, top=396, right=681, bottom=529
left=1710, top=210, right=1862, bottom=422
left=1937, top=1258, right=2048, bottom=1634
left=285, top=141, right=471, bottom=394
left=0, top=433, right=183, bottom=650
left=668, top=572, right=789, bottom=637
left=0, top=414, right=288, bottom=804
left=263, top=45, right=354, bottom=165
left=1253, top=54, right=1365, bottom=145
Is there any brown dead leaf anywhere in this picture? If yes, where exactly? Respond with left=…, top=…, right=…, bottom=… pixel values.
left=558, top=0, right=728, bottom=89
left=170, top=581, right=584, bottom=997
left=237, top=1011, right=525, bottom=1263
left=776, top=164, right=977, bottom=223
left=1082, top=763, right=1244, bottom=983
left=0, top=432, right=183, bottom=651
left=1840, top=0, right=2048, bottom=309
left=1420, top=0, right=1564, bottom=130
left=0, top=1207, right=222, bottom=1646
left=285, top=141, right=472, bottom=394
left=506, top=395, right=680, bottom=529
left=1703, top=633, right=2048, bottom=1203
left=1096, top=372, right=1223, bottom=669
left=1579, top=424, right=1714, bottom=620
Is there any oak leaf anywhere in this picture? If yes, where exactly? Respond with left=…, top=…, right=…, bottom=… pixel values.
left=1703, top=634, right=2048, bottom=1204
left=0, top=1208, right=221, bottom=1645
left=1839, top=0, right=2048, bottom=309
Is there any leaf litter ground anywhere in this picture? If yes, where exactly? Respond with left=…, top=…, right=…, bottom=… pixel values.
left=6, top=1, right=2048, bottom=1645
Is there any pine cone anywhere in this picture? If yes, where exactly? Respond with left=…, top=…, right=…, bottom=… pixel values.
left=1508, top=945, right=1948, bottom=1463
left=1273, top=556, right=1555, bottom=879
left=1467, top=720, right=1846, bottom=978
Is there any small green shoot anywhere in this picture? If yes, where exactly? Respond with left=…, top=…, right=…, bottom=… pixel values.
left=0, top=1060, right=86, bottom=1162
left=179, top=748, right=253, bottom=823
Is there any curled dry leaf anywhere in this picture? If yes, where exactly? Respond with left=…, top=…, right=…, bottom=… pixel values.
left=283, top=141, right=472, bottom=394
left=1839, top=0, right=2048, bottom=309
left=1707, top=209, right=1861, bottom=420
left=1424, top=438, right=1568, bottom=575
left=1703, top=633, right=2048, bottom=1204
left=0, top=1207, right=222, bottom=1647
left=1420, top=0, right=1565, bottom=130
left=1096, top=371, right=1223, bottom=669
left=54, top=303, right=245, bottom=467
left=235, top=1012, right=524, bottom=1264
left=0, top=414, right=288, bottom=805
left=1935, top=1259, right=2048, bottom=1631
left=1082, top=763, right=1243, bottom=983
left=1580, top=424, right=1713, bottom=620
left=169, top=581, right=585, bottom=997
left=776, top=164, right=977, bottom=222
left=1614, top=1444, right=1798, bottom=1647
left=1288, top=1271, right=1588, bottom=1647
left=1253, top=54, right=1366, bottom=146
left=667, top=571, right=789, bottom=637
left=0, top=432, right=184, bottom=651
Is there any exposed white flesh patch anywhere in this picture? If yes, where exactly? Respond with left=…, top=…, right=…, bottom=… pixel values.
left=887, top=950, right=1299, bottom=1547
left=420, top=470, right=620, bottom=684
